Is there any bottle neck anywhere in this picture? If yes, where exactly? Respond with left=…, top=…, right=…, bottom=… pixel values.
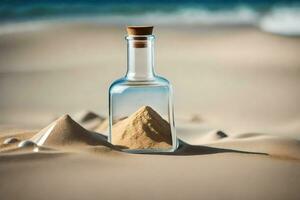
left=125, top=35, right=155, bottom=81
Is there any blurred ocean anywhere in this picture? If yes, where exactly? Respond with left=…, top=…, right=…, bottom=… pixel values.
left=0, top=0, right=300, bottom=35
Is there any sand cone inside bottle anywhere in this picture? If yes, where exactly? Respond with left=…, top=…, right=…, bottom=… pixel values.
left=112, top=106, right=172, bottom=149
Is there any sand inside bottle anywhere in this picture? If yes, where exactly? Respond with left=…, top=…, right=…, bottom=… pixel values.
left=111, top=106, right=172, bottom=150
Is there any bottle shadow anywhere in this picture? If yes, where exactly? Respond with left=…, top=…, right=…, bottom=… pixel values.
left=96, top=133, right=268, bottom=156
left=154, top=139, right=268, bottom=156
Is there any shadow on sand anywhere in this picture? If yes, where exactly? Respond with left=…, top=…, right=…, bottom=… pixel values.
left=98, top=133, right=268, bottom=156
left=141, top=139, right=268, bottom=156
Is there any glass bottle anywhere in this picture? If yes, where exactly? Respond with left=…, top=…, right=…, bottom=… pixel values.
left=109, top=26, right=177, bottom=153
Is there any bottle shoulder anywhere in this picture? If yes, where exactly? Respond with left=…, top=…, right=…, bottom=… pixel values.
left=154, top=75, right=170, bottom=84
left=109, top=77, right=127, bottom=88
left=109, top=75, right=171, bottom=89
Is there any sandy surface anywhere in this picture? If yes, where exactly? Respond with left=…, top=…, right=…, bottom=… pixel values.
left=1, top=23, right=300, bottom=199
left=1, top=151, right=300, bottom=200
left=0, top=24, right=300, bottom=137
left=0, top=113, right=300, bottom=200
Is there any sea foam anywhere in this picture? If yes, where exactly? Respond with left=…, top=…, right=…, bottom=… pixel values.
left=0, top=5, right=300, bottom=36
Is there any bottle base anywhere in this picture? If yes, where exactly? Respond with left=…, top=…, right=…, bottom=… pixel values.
left=121, top=147, right=176, bottom=154
left=116, top=139, right=179, bottom=154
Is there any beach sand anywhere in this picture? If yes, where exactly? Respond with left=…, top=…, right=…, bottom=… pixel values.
left=0, top=113, right=300, bottom=200
left=1, top=24, right=300, bottom=136
left=1, top=23, right=300, bottom=199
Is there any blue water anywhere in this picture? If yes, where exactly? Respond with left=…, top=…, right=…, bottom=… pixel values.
left=0, top=0, right=298, bottom=21
left=0, top=0, right=300, bottom=35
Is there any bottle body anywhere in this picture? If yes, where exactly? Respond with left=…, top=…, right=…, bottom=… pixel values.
left=108, top=26, right=177, bottom=153
left=109, top=76, right=177, bottom=153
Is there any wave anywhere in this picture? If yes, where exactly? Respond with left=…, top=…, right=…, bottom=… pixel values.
left=259, top=7, right=300, bottom=36
left=0, top=5, right=300, bottom=36
left=116, top=7, right=259, bottom=25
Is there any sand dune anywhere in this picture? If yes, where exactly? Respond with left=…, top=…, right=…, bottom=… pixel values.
left=0, top=114, right=117, bottom=153
left=0, top=131, right=37, bottom=152
left=0, top=130, right=36, bottom=144
left=194, top=130, right=228, bottom=144
left=73, top=110, right=104, bottom=123
left=0, top=115, right=117, bottom=154
left=72, top=110, right=104, bottom=131
left=1, top=140, right=57, bottom=154
left=30, top=115, right=113, bottom=150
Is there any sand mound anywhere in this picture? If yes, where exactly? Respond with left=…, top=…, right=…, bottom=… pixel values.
left=18, top=140, right=37, bottom=148
left=73, top=111, right=104, bottom=131
left=31, top=115, right=111, bottom=148
left=0, top=140, right=39, bottom=154
left=0, top=131, right=36, bottom=152
left=112, top=106, right=172, bottom=149
left=3, top=137, right=20, bottom=145
left=190, top=115, right=203, bottom=123
left=73, top=110, right=104, bottom=123
left=189, top=130, right=228, bottom=145
left=0, top=131, right=36, bottom=144
left=202, top=130, right=227, bottom=141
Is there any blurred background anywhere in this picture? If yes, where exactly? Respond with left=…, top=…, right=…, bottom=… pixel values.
left=0, top=0, right=300, bottom=138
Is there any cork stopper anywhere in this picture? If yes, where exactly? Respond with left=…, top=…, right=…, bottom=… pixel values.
left=126, top=26, right=154, bottom=48
left=127, top=26, right=153, bottom=36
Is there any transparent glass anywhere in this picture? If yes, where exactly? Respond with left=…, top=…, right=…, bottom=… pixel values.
left=109, top=35, right=177, bottom=153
